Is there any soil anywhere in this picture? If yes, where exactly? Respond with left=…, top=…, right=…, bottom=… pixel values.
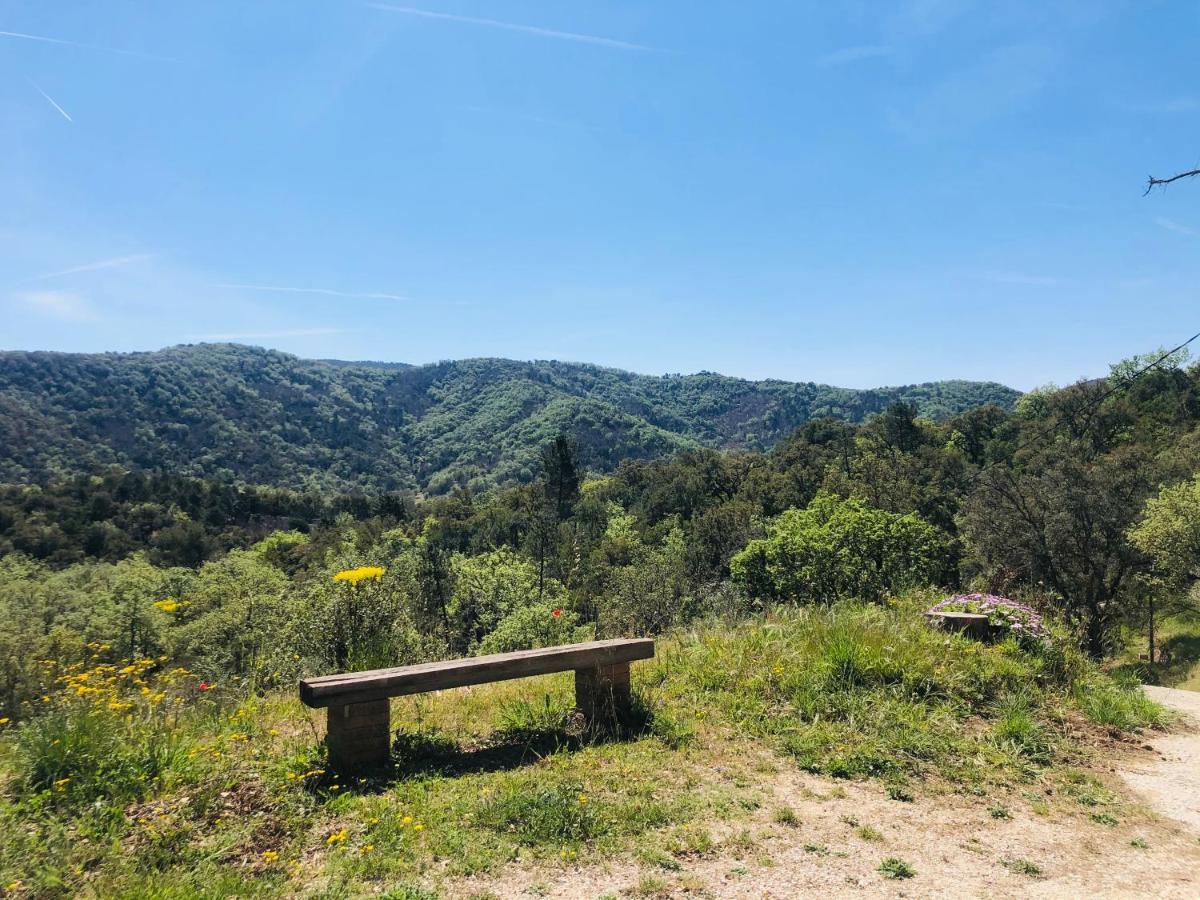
left=447, top=689, right=1200, bottom=899
left=1118, top=686, right=1200, bottom=833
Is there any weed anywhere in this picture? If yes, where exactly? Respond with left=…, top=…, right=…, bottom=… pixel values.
left=1130, top=837, right=1149, bottom=849
left=1089, top=813, right=1119, bottom=827
left=988, top=804, right=1011, bottom=819
left=1001, top=858, right=1043, bottom=877
left=878, top=857, right=916, bottom=879
left=382, top=885, right=439, bottom=900
left=773, top=806, right=800, bottom=827
left=803, top=843, right=829, bottom=856
left=886, top=784, right=914, bottom=802
left=476, top=778, right=603, bottom=846
left=631, top=875, right=671, bottom=897
left=856, top=825, right=883, bottom=842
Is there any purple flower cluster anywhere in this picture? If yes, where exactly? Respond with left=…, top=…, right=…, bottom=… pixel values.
left=927, top=592, right=1050, bottom=645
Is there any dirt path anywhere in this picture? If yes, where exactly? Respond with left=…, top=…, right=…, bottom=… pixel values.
left=450, top=710, right=1200, bottom=899
left=1118, top=686, right=1200, bottom=833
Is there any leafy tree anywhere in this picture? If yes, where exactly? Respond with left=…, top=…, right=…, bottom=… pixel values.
left=448, top=548, right=566, bottom=653
left=960, top=448, right=1152, bottom=658
left=1129, top=474, right=1200, bottom=661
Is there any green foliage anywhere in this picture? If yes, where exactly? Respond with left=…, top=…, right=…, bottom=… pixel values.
left=1130, top=474, right=1200, bottom=596
left=0, top=344, right=1019, bottom=495
left=0, top=602, right=1165, bottom=897
left=878, top=857, right=916, bottom=879
left=476, top=778, right=603, bottom=846
left=730, top=493, right=949, bottom=603
left=476, top=603, right=590, bottom=655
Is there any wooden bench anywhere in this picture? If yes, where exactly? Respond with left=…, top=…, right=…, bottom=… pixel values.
left=300, top=638, right=655, bottom=771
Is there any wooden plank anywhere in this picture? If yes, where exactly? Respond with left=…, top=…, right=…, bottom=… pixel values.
left=300, top=638, right=655, bottom=708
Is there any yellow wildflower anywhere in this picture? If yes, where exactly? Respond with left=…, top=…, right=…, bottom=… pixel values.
left=326, top=829, right=348, bottom=845
left=413, top=823, right=424, bottom=832
left=332, top=566, right=386, bottom=585
left=0, top=717, right=8, bottom=725
left=262, top=850, right=279, bottom=863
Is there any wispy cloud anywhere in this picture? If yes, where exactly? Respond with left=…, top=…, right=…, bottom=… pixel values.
left=214, top=283, right=407, bottom=301
left=1155, top=217, right=1200, bottom=238
left=888, top=44, right=1054, bottom=139
left=191, top=327, right=348, bottom=341
left=814, top=45, right=892, bottom=67
left=30, top=253, right=151, bottom=281
left=28, top=79, right=71, bottom=122
left=0, top=29, right=173, bottom=62
left=363, top=3, right=660, bottom=52
left=13, top=290, right=97, bottom=322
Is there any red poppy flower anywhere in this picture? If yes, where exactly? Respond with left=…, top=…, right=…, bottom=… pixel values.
left=199, top=682, right=212, bottom=690
left=551, top=609, right=562, bottom=617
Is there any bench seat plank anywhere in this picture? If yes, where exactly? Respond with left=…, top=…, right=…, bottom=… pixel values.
left=300, top=638, right=654, bottom=708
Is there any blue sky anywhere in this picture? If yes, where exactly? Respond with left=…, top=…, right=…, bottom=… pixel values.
left=1, top=1, right=1197, bottom=390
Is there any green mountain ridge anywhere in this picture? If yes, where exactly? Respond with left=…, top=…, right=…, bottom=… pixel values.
left=0, top=343, right=1020, bottom=493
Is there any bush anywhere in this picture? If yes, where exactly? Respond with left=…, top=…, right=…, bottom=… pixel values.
left=476, top=604, right=591, bottom=655
left=730, top=493, right=950, bottom=603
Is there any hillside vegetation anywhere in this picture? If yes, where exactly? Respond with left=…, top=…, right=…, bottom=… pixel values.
left=0, top=602, right=1166, bottom=898
left=1, top=346, right=1198, bottom=895
left=0, top=344, right=1019, bottom=494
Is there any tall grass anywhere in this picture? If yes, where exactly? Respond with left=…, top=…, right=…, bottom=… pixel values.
left=644, top=601, right=1160, bottom=781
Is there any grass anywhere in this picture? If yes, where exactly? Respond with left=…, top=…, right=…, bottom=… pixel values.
left=0, top=600, right=1167, bottom=897
left=1001, top=857, right=1043, bottom=877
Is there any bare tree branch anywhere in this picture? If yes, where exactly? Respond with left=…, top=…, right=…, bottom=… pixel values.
left=1145, top=167, right=1200, bottom=194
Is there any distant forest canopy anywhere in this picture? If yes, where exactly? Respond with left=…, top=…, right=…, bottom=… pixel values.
left=1, top=345, right=1197, bottom=673
left=0, top=343, right=1020, bottom=495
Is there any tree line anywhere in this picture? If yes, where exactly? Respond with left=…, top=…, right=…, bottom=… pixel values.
left=0, top=348, right=1197, bottom=718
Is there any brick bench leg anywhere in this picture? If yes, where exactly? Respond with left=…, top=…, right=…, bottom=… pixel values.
left=575, top=661, right=632, bottom=726
left=326, top=699, right=390, bottom=771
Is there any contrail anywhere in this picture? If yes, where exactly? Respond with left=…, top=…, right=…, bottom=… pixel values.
left=363, top=3, right=660, bottom=52
left=28, top=79, right=72, bottom=122
left=214, top=283, right=408, bottom=301
left=0, top=29, right=174, bottom=61
left=31, top=254, right=151, bottom=280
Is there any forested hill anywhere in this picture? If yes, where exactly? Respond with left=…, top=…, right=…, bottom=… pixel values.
left=0, top=344, right=1019, bottom=493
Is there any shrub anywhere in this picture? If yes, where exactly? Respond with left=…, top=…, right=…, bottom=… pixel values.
left=731, top=493, right=950, bottom=603
left=476, top=604, right=591, bottom=655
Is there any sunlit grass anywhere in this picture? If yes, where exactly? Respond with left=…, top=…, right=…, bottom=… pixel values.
left=0, top=601, right=1167, bottom=897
